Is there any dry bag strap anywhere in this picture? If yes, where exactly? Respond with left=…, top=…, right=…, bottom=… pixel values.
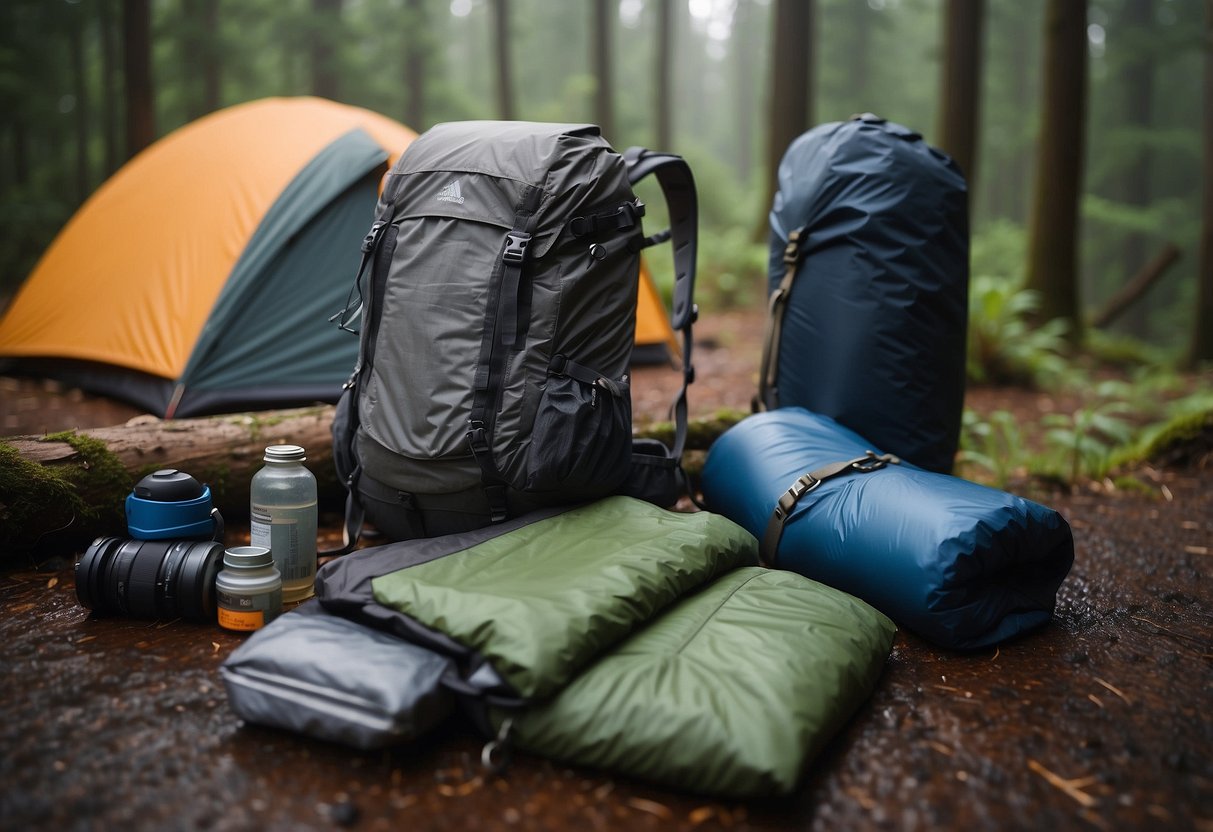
left=760, top=451, right=899, bottom=567
left=754, top=227, right=804, bottom=412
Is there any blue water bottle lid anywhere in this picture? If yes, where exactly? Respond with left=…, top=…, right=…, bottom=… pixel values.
left=126, top=469, right=216, bottom=540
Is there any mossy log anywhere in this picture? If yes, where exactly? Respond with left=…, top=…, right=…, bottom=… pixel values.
left=1, top=406, right=746, bottom=557
left=1, top=407, right=339, bottom=556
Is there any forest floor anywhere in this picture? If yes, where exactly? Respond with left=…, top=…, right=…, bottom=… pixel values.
left=1, top=306, right=1211, bottom=831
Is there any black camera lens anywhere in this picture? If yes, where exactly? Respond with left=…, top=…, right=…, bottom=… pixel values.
left=76, top=537, right=223, bottom=623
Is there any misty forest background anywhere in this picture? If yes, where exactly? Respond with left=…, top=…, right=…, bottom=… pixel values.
left=1, top=0, right=1211, bottom=374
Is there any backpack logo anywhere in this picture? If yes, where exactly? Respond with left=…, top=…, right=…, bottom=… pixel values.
left=436, top=179, right=465, bottom=205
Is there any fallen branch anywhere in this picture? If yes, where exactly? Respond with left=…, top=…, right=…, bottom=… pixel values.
left=1091, top=242, right=1181, bottom=329
left=1027, top=758, right=1098, bottom=808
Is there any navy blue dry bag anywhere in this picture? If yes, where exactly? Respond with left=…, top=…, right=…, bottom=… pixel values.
left=701, top=409, right=1074, bottom=650
left=756, top=114, right=969, bottom=474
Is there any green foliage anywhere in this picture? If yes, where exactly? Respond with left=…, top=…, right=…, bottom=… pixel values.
left=970, top=219, right=1028, bottom=285
left=1040, top=388, right=1135, bottom=483
left=635, top=140, right=766, bottom=311
left=1084, top=328, right=1175, bottom=369
left=967, top=274, right=1071, bottom=387
left=692, top=228, right=767, bottom=310
left=956, top=408, right=1027, bottom=489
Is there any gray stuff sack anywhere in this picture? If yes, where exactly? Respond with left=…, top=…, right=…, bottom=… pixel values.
left=219, top=601, right=456, bottom=750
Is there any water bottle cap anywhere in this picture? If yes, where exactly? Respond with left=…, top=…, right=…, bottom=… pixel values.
left=264, top=444, right=306, bottom=463
left=133, top=469, right=206, bottom=502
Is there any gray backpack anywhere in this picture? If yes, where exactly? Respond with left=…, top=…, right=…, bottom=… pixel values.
left=331, top=122, right=697, bottom=544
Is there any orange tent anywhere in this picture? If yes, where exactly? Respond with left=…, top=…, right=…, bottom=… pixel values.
left=0, top=97, right=677, bottom=417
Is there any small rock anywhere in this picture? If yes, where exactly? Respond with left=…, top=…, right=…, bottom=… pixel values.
left=331, top=799, right=360, bottom=827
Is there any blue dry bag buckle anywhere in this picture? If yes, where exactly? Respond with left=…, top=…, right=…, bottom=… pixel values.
left=760, top=450, right=901, bottom=567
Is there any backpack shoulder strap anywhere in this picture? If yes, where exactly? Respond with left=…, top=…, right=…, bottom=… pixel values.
left=323, top=175, right=407, bottom=556
left=622, top=148, right=698, bottom=467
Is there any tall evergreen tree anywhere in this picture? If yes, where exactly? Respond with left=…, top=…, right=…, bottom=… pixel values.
left=404, top=0, right=428, bottom=129
left=1117, top=0, right=1157, bottom=338
left=936, top=0, right=985, bottom=187
left=1024, top=0, right=1088, bottom=341
left=182, top=0, right=221, bottom=120
left=99, top=0, right=121, bottom=177
left=592, top=0, right=615, bottom=142
left=758, top=0, right=814, bottom=239
left=655, top=0, right=672, bottom=149
left=310, top=0, right=342, bottom=100
left=1188, top=0, right=1213, bottom=365
left=492, top=0, right=516, bottom=120
left=123, top=0, right=155, bottom=158
left=69, top=0, right=89, bottom=202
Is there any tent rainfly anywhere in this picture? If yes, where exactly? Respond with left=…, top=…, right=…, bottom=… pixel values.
left=0, top=97, right=678, bottom=418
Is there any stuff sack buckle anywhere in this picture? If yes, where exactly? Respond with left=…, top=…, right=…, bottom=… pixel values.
left=761, top=451, right=899, bottom=566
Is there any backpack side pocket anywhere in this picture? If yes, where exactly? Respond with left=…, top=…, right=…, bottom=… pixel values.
left=524, top=357, right=632, bottom=494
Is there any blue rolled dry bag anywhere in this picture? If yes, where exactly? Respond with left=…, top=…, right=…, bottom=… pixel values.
left=701, top=409, right=1074, bottom=650
left=756, top=114, right=969, bottom=474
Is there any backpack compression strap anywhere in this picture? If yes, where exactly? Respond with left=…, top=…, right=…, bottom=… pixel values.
left=467, top=185, right=545, bottom=523
left=753, top=226, right=805, bottom=413
left=622, top=148, right=698, bottom=472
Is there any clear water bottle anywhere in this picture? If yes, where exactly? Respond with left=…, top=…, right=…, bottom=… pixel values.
left=250, top=444, right=317, bottom=603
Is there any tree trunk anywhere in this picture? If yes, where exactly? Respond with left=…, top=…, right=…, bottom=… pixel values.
left=99, top=0, right=120, bottom=177
left=182, top=0, right=221, bottom=120
left=758, top=0, right=814, bottom=242
left=310, top=0, right=342, bottom=100
left=592, top=0, right=615, bottom=143
left=122, top=0, right=155, bottom=159
left=69, top=3, right=90, bottom=204
left=844, top=0, right=870, bottom=107
left=1118, top=0, right=1156, bottom=338
left=655, top=0, right=672, bottom=150
left=936, top=0, right=985, bottom=188
left=492, top=0, right=515, bottom=120
left=404, top=0, right=427, bottom=129
left=1187, top=0, right=1213, bottom=366
left=1024, top=0, right=1087, bottom=342
left=732, top=0, right=760, bottom=182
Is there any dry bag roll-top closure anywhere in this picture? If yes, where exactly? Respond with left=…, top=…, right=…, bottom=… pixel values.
left=332, top=122, right=697, bottom=543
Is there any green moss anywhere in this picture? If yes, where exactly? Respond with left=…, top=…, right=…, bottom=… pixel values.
left=635, top=408, right=748, bottom=451
left=1110, top=475, right=1156, bottom=497
left=1120, top=408, right=1213, bottom=470
left=0, top=441, right=90, bottom=551
left=237, top=406, right=328, bottom=443
left=43, top=431, right=131, bottom=529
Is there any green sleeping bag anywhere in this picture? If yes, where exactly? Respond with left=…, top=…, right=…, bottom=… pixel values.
left=304, top=496, right=896, bottom=796
left=500, top=566, right=895, bottom=796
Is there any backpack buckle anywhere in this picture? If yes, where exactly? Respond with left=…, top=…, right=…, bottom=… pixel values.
left=503, top=233, right=531, bottom=263
left=362, top=220, right=386, bottom=253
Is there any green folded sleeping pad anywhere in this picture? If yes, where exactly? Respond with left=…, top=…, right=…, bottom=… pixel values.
left=223, top=497, right=895, bottom=797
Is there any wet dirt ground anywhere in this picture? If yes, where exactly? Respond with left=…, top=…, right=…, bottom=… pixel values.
left=2, top=309, right=1211, bottom=830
